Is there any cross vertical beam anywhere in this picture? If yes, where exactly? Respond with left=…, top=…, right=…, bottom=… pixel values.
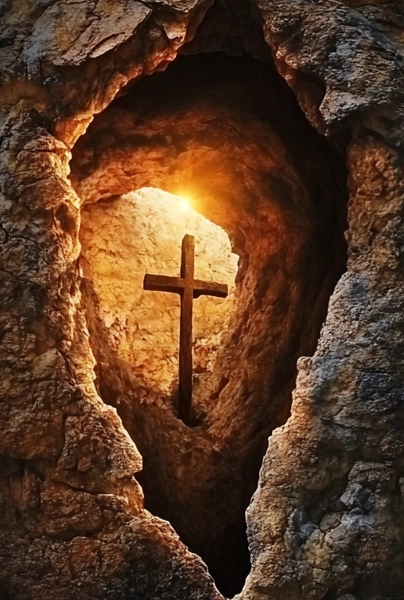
left=143, top=234, right=228, bottom=426
left=179, top=235, right=194, bottom=425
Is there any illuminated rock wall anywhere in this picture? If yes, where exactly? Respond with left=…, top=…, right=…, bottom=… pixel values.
left=80, top=187, right=238, bottom=410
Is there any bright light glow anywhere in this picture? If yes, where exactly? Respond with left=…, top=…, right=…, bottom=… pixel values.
left=180, top=198, right=189, bottom=211
left=79, top=186, right=239, bottom=409
left=175, top=187, right=194, bottom=210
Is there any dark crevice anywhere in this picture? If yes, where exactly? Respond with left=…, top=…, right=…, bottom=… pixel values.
left=72, top=50, right=348, bottom=597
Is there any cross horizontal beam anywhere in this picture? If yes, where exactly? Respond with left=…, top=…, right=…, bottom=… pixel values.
left=143, top=274, right=228, bottom=298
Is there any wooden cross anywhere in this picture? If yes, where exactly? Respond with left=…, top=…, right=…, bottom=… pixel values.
left=143, top=234, right=228, bottom=426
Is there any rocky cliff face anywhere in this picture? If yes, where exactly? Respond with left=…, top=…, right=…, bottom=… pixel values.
left=0, top=1, right=404, bottom=600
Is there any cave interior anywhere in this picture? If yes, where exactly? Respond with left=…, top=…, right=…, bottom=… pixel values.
left=69, top=25, right=348, bottom=596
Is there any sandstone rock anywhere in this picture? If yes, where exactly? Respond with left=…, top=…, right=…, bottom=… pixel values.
left=80, top=187, right=238, bottom=409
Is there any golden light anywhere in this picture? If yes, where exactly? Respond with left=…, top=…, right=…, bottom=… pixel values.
left=180, top=197, right=190, bottom=211
left=175, top=185, right=195, bottom=209
left=80, top=187, right=239, bottom=409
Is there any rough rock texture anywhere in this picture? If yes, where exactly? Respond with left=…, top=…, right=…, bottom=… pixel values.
left=1, top=1, right=404, bottom=600
left=240, top=136, right=404, bottom=600
left=80, top=187, right=238, bottom=408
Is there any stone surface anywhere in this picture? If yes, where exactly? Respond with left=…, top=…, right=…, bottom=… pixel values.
left=1, top=1, right=404, bottom=599
left=80, top=187, right=238, bottom=408
left=25, top=1, right=152, bottom=74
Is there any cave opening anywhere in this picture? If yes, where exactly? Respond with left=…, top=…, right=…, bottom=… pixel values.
left=70, top=51, right=348, bottom=597
left=79, top=186, right=240, bottom=422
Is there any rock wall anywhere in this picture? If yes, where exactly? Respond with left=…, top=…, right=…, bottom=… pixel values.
left=80, top=187, right=238, bottom=411
left=0, top=1, right=403, bottom=600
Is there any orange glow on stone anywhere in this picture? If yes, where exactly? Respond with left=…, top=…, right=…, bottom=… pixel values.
left=79, top=187, right=239, bottom=410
